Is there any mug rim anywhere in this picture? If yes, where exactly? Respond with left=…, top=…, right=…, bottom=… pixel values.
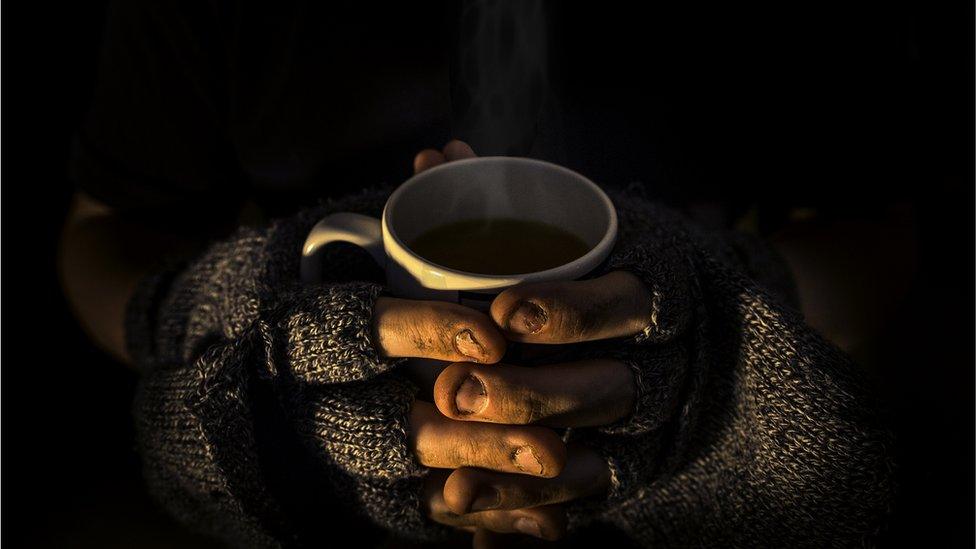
left=382, top=156, right=618, bottom=288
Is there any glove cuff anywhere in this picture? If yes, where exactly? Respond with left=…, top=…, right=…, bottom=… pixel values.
left=598, top=343, right=689, bottom=436
left=607, top=242, right=693, bottom=345
left=281, top=282, right=403, bottom=384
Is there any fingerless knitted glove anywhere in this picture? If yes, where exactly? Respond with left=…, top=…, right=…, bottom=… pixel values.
left=129, top=188, right=444, bottom=548
left=130, top=182, right=892, bottom=548
left=567, top=186, right=893, bottom=547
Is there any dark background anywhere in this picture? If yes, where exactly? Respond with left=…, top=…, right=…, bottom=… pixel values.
left=3, top=1, right=973, bottom=547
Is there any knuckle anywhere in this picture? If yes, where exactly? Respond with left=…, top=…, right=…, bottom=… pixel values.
left=402, top=304, right=448, bottom=350
left=553, top=306, right=590, bottom=341
left=511, top=387, right=547, bottom=424
left=571, top=294, right=615, bottom=340
left=453, top=433, right=481, bottom=468
left=536, top=292, right=588, bottom=341
left=406, top=323, right=439, bottom=355
left=436, top=316, right=464, bottom=356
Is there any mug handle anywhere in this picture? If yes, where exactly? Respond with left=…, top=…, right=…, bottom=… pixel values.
left=300, top=212, right=385, bottom=284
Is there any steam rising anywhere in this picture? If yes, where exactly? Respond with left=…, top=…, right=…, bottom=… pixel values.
left=452, top=0, right=550, bottom=156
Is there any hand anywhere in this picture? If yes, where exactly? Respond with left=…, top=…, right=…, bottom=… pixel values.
left=370, top=272, right=571, bottom=477
left=401, top=140, right=660, bottom=542
left=380, top=295, right=584, bottom=536
left=367, top=140, right=566, bottom=475
left=412, top=139, right=479, bottom=173
left=420, top=271, right=655, bottom=540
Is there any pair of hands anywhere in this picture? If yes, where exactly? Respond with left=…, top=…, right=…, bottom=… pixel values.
left=368, top=141, right=655, bottom=543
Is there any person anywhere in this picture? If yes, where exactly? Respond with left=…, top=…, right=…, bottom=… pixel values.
left=59, top=2, right=894, bottom=547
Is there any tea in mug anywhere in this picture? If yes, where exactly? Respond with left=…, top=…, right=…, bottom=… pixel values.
left=408, top=218, right=590, bottom=275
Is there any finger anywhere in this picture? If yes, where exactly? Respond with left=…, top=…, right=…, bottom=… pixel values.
left=444, top=444, right=610, bottom=514
left=490, top=270, right=653, bottom=344
left=434, top=359, right=635, bottom=427
left=409, top=401, right=566, bottom=478
left=414, top=149, right=446, bottom=174
left=373, top=297, right=506, bottom=363
left=426, top=475, right=566, bottom=541
left=442, top=139, right=477, bottom=161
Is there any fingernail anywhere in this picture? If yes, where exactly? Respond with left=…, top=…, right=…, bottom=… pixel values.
left=513, top=517, right=543, bottom=538
left=469, top=486, right=500, bottom=512
left=454, top=329, right=487, bottom=361
left=512, top=446, right=544, bottom=475
left=507, top=301, right=547, bottom=335
left=455, top=375, right=487, bottom=415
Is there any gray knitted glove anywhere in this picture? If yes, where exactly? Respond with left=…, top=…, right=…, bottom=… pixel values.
left=565, top=187, right=890, bottom=547
left=279, top=283, right=402, bottom=384
left=130, top=188, right=445, bottom=547
left=572, top=188, right=798, bottom=505
left=589, top=196, right=703, bottom=439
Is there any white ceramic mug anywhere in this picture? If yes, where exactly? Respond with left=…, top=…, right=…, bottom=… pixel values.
left=300, top=157, right=617, bottom=307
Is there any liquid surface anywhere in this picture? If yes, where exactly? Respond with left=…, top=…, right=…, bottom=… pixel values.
left=408, top=218, right=591, bottom=275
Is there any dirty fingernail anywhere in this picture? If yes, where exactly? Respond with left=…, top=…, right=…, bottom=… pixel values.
left=513, top=517, right=543, bottom=538
left=469, top=486, right=500, bottom=512
left=454, top=329, right=487, bottom=361
left=508, top=301, right=547, bottom=335
left=455, top=375, right=487, bottom=415
left=512, top=446, right=544, bottom=475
